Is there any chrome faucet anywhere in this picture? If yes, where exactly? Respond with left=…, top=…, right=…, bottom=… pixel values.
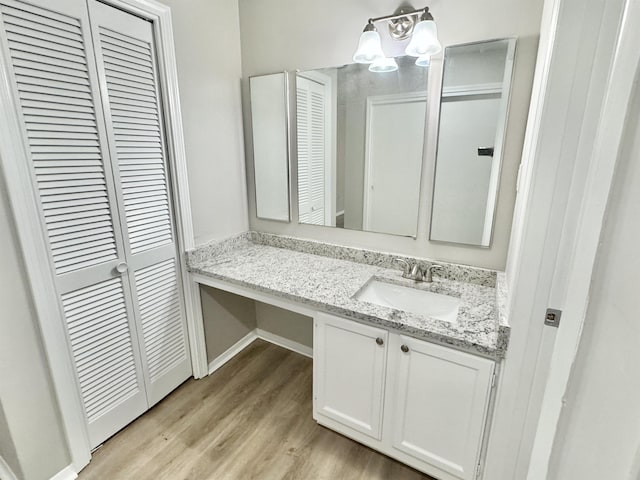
left=396, top=260, right=443, bottom=283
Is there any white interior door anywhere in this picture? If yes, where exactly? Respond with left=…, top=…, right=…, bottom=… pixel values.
left=363, top=93, right=426, bottom=237
left=430, top=94, right=502, bottom=245
left=297, top=75, right=330, bottom=225
left=87, top=0, right=191, bottom=407
left=0, top=0, right=148, bottom=447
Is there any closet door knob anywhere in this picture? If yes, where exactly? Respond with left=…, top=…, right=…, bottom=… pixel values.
left=401, top=344, right=409, bottom=353
left=376, top=337, right=384, bottom=346
left=115, top=262, right=128, bottom=274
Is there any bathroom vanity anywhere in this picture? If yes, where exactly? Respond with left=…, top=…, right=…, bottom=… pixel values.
left=187, top=232, right=509, bottom=480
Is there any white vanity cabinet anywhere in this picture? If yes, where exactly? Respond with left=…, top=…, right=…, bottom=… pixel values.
left=313, top=312, right=495, bottom=480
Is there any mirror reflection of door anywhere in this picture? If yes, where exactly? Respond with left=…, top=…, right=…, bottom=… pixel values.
left=431, top=89, right=501, bottom=244
left=295, top=58, right=428, bottom=236
left=363, top=93, right=426, bottom=236
left=297, top=72, right=335, bottom=226
left=430, top=39, right=516, bottom=247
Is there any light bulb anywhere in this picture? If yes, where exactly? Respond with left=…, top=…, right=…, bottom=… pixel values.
left=369, top=57, right=399, bottom=73
left=416, top=55, right=431, bottom=67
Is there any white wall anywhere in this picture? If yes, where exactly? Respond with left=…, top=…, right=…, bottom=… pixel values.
left=161, top=0, right=250, bottom=375
left=162, top=0, right=249, bottom=245
left=255, top=303, right=313, bottom=349
left=548, top=78, right=640, bottom=480
left=0, top=170, right=69, bottom=480
left=240, top=0, right=544, bottom=270
left=202, top=286, right=256, bottom=363
left=0, top=402, right=22, bottom=479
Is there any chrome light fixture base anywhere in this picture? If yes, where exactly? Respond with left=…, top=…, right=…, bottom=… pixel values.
left=387, top=8, right=419, bottom=40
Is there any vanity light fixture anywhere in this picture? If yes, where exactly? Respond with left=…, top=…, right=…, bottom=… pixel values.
left=353, top=6, right=441, bottom=68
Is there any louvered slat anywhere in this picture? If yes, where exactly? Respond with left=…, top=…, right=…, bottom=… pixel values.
left=0, top=0, right=118, bottom=274
left=62, top=278, right=140, bottom=423
left=134, top=259, right=186, bottom=382
left=310, top=90, right=325, bottom=224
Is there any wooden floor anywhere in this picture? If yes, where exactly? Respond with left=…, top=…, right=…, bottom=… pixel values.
left=79, top=340, right=433, bottom=480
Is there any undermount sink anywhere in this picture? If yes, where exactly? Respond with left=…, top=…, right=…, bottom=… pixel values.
left=355, top=280, right=461, bottom=323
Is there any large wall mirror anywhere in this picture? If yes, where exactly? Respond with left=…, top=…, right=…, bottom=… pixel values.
left=296, top=57, right=429, bottom=237
left=249, top=39, right=519, bottom=244
left=430, top=39, right=516, bottom=246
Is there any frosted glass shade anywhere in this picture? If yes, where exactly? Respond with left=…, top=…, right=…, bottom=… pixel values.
left=353, top=30, right=385, bottom=64
left=415, top=55, right=431, bottom=67
left=369, top=57, right=399, bottom=73
left=405, top=20, right=442, bottom=57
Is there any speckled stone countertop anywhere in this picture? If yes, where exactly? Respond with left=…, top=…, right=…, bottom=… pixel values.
left=187, top=233, right=510, bottom=359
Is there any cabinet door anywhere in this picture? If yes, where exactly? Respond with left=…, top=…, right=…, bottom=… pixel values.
left=313, top=313, right=388, bottom=440
left=386, top=335, right=494, bottom=480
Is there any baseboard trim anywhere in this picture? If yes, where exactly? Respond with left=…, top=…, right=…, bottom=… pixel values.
left=207, top=329, right=313, bottom=376
left=207, top=331, right=258, bottom=375
left=0, top=455, right=18, bottom=480
left=50, top=465, right=77, bottom=480
left=256, top=329, right=313, bottom=358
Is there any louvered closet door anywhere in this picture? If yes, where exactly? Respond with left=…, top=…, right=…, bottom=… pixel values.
left=0, top=0, right=148, bottom=447
left=87, top=0, right=191, bottom=406
left=296, top=76, right=326, bottom=225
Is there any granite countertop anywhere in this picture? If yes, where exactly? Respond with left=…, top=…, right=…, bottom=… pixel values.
left=187, top=233, right=510, bottom=359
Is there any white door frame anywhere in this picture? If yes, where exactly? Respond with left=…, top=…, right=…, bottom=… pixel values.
left=0, top=0, right=206, bottom=472
left=482, top=0, right=631, bottom=478
left=527, top=0, right=640, bottom=476
left=362, top=91, right=427, bottom=232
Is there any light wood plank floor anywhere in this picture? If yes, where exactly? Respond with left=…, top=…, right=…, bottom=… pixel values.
left=79, top=340, right=434, bottom=480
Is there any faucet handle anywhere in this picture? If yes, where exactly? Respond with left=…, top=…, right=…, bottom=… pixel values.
left=396, top=258, right=411, bottom=277
left=426, top=264, right=444, bottom=282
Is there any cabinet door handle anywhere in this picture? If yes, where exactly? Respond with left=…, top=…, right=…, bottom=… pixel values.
left=401, top=344, right=409, bottom=353
left=115, top=262, right=128, bottom=274
left=376, top=337, right=384, bottom=346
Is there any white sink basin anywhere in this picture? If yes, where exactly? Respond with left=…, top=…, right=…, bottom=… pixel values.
left=355, top=280, right=461, bottom=323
